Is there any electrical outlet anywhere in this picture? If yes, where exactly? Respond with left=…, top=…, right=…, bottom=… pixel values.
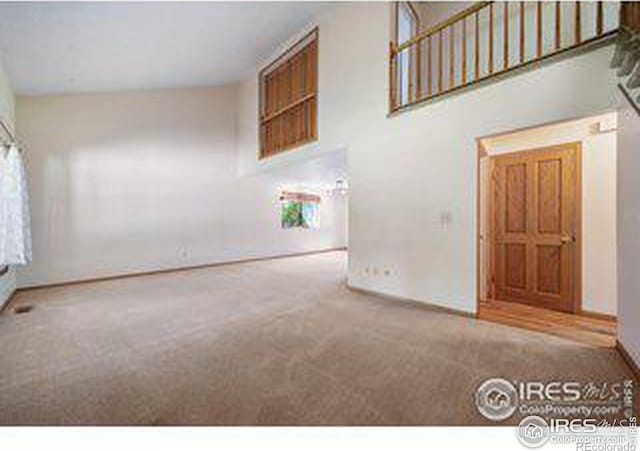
left=440, top=211, right=453, bottom=227
left=180, top=249, right=189, bottom=260
left=384, top=269, right=391, bottom=277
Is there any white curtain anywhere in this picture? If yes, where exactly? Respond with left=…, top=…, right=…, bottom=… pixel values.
left=0, top=145, right=32, bottom=265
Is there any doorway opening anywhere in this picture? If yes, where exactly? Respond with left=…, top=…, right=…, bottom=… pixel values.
left=476, top=112, right=618, bottom=347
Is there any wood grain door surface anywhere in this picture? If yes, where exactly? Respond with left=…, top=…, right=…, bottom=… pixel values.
left=492, top=142, right=580, bottom=313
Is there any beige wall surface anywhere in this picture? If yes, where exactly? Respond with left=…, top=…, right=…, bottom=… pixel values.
left=17, top=86, right=346, bottom=287
left=480, top=113, right=618, bottom=316
left=617, top=94, right=640, bottom=368
left=237, top=2, right=618, bottom=314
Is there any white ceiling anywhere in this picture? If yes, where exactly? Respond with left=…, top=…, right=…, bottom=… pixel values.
left=0, top=1, right=333, bottom=95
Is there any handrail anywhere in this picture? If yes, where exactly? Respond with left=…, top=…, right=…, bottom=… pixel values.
left=390, top=1, right=620, bottom=114
left=394, top=1, right=491, bottom=53
left=613, top=3, right=640, bottom=116
left=618, top=84, right=640, bottom=116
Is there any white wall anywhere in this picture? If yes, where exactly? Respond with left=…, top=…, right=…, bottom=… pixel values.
left=17, top=86, right=346, bottom=287
left=0, top=58, right=17, bottom=307
left=617, top=94, right=640, bottom=368
left=480, top=113, right=618, bottom=316
left=237, top=2, right=619, bottom=314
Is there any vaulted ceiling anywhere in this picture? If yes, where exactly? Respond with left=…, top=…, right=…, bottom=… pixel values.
left=0, top=2, right=333, bottom=95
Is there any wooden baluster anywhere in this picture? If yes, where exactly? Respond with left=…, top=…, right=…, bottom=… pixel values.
left=398, top=48, right=404, bottom=107
left=504, top=2, right=509, bottom=70
left=389, top=42, right=396, bottom=111
left=408, top=47, right=414, bottom=104
left=520, top=1, right=525, bottom=64
left=575, top=1, right=581, bottom=44
left=537, top=1, right=543, bottom=58
left=427, top=35, right=432, bottom=97
left=416, top=40, right=422, bottom=102
left=462, top=18, right=467, bottom=85
left=449, top=25, right=455, bottom=89
left=489, top=2, right=494, bottom=74
left=475, top=12, right=480, bottom=80
left=555, top=1, right=561, bottom=50
left=400, top=48, right=406, bottom=106
left=596, top=1, right=604, bottom=36
left=438, top=30, right=443, bottom=94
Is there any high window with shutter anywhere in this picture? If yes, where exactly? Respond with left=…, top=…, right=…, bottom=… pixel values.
left=259, top=28, right=318, bottom=159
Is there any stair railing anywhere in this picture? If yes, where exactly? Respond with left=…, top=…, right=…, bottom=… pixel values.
left=611, top=2, right=640, bottom=114
left=390, top=1, right=620, bottom=114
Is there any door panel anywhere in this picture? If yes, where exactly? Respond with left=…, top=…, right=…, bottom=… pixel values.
left=504, top=243, right=527, bottom=289
left=536, top=244, right=561, bottom=294
left=537, top=159, right=562, bottom=233
left=492, top=143, right=580, bottom=313
left=506, top=163, right=527, bottom=232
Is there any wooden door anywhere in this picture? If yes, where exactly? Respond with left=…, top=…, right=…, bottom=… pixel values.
left=492, top=142, right=581, bottom=313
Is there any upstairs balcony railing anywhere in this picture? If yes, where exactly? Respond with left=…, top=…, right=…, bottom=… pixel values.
left=612, top=2, right=640, bottom=114
left=389, top=1, right=621, bottom=114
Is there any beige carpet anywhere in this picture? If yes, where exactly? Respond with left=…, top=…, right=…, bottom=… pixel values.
left=0, top=251, right=636, bottom=425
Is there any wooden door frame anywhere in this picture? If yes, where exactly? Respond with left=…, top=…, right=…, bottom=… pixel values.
left=476, top=140, right=582, bottom=315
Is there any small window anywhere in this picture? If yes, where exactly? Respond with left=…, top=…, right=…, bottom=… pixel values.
left=280, top=192, right=320, bottom=229
left=259, top=29, right=318, bottom=159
